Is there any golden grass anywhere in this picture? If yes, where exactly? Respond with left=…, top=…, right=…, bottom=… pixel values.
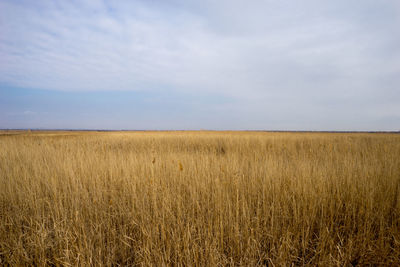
left=0, top=131, right=399, bottom=266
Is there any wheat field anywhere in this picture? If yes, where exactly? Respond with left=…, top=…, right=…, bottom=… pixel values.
left=0, top=131, right=399, bottom=266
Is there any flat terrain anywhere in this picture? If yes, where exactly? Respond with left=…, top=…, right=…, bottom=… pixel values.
left=0, top=131, right=399, bottom=265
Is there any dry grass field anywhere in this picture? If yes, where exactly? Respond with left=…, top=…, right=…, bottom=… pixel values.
left=0, top=131, right=399, bottom=266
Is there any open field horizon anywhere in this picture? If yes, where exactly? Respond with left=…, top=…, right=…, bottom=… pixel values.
left=1, top=130, right=399, bottom=265
left=1, top=129, right=399, bottom=134
left=2, top=0, right=399, bottom=265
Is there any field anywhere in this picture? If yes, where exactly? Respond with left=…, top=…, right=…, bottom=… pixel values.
left=0, top=131, right=399, bottom=266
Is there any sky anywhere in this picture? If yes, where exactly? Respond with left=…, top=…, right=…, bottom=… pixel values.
left=0, top=0, right=399, bottom=130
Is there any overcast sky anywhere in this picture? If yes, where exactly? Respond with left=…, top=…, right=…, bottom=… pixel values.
left=1, top=0, right=399, bottom=130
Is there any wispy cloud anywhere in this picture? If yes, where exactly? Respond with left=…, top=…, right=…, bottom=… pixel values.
left=5, top=110, right=37, bottom=116
left=22, top=110, right=36, bottom=115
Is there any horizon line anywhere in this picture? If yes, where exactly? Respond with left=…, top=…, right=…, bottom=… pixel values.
left=1, top=128, right=399, bottom=134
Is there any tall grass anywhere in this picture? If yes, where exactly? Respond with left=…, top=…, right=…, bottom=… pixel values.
left=1, top=131, right=399, bottom=265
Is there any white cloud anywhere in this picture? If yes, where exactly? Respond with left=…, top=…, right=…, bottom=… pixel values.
left=23, top=110, right=36, bottom=115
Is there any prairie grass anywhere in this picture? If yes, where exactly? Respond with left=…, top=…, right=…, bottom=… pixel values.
left=0, top=131, right=399, bottom=266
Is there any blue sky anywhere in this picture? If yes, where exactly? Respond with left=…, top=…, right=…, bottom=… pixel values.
left=1, top=0, right=399, bottom=130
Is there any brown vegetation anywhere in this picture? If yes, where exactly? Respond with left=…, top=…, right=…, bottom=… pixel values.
left=1, top=131, right=399, bottom=266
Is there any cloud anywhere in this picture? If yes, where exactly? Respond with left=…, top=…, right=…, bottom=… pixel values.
left=0, top=0, right=399, bottom=130
left=22, top=110, right=36, bottom=115
left=5, top=110, right=37, bottom=116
